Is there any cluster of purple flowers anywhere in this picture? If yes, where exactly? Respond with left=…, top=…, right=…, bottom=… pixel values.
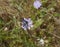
left=21, top=0, right=42, bottom=30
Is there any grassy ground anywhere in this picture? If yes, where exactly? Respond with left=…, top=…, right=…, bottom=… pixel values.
left=0, top=0, right=60, bottom=47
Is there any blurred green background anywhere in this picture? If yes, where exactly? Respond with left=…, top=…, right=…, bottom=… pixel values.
left=0, top=0, right=60, bottom=47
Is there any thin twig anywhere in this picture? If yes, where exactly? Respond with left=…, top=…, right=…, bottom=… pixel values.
left=47, top=31, right=60, bottom=39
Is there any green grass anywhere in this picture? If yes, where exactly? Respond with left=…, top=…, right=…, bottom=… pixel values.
left=0, top=0, right=60, bottom=47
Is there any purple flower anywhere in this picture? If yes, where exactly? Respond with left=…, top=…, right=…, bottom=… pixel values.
left=21, top=18, right=33, bottom=30
left=33, top=0, right=42, bottom=9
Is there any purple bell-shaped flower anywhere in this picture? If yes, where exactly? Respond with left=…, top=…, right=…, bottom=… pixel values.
left=33, top=0, right=42, bottom=9
left=21, top=18, right=33, bottom=30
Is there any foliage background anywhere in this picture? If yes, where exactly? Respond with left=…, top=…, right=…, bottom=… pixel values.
left=0, top=0, right=60, bottom=47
